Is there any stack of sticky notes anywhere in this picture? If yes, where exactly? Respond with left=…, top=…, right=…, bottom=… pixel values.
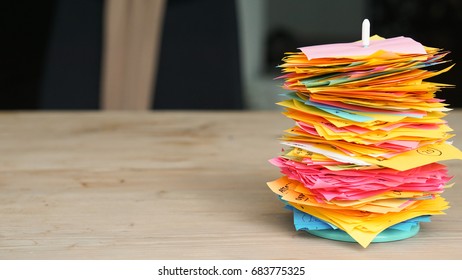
left=267, top=35, right=462, bottom=248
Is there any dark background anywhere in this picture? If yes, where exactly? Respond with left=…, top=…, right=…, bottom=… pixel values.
left=1, top=0, right=461, bottom=110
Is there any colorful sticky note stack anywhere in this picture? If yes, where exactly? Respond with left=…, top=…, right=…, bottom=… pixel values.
left=267, top=35, right=462, bottom=248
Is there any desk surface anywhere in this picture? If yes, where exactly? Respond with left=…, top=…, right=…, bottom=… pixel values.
left=1, top=111, right=462, bottom=259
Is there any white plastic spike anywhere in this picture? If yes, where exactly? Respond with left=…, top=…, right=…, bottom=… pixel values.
left=362, top=19, right=370, bottom=47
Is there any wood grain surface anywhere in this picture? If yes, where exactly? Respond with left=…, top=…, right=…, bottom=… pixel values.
left=1, top=111, right=461, bottom=259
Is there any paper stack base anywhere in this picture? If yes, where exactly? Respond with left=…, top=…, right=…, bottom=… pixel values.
left=306, top=224, right=420, bottom=244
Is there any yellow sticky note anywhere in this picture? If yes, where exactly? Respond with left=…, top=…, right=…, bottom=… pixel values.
left=359, top=142, right=462, bottom=171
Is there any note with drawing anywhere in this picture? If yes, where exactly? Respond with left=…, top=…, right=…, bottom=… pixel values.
left=267, top=23, right=462, bottom=248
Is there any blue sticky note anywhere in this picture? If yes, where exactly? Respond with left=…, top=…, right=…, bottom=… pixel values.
left=389, top=215, right=431, bottom=231
left=304, top=100, right=374, bottom=122
left=292, top=208, right=337, bottom=230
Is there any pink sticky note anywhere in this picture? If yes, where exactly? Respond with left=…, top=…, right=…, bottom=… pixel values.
left=299, top=36, right=426, bottom=60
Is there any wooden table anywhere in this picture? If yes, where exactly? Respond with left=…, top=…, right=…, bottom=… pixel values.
left=1, top=111, right=462, bottom=259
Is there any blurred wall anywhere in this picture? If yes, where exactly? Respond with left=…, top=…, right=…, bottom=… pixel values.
left=1, top=0, right=461, bottom=110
